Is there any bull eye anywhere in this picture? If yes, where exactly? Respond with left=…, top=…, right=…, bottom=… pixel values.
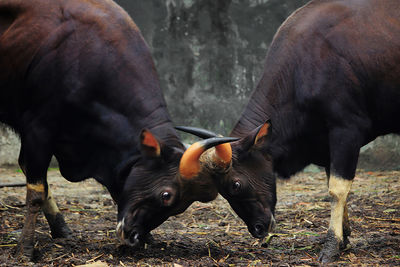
left=232, top=181, right=241, bottom=191
left=161, top=191, right=172, bottom=205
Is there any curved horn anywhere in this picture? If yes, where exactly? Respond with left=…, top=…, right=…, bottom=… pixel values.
left=176, top=125, right=237, bottom=171
left=213, top=142, right=233, bottom=166
left=175, top=126, right=218, bottom=139
left=179, top=137, right=239, bottom=179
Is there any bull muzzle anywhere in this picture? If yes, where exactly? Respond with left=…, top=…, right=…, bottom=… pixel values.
left=250, top=214, right=276, bottom=239
left=116, top=218, right=143, bottom=247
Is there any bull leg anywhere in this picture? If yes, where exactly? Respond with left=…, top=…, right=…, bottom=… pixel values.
left=15, top=183, right=45, bottom=259
left=16, top=182, right=71, bottom=259
left=324, top=167, right=351, bottom=247
left=319, top=176, right=353, bottom=262
left=41, top=185, right=71, bottom=238
left=342, top=203, right=351, bottom=247
left=13, top=132, right=52, bottom=259
left=319, top=127, right=361, bottom=263
left=325, top=167, right=351, bottom=245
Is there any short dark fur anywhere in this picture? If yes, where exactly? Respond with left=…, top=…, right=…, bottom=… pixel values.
left=172, top=0, right=400, bottom=261
left=227, top=0, right=400, bottom=263
left=0, top=0, right=223, bottom=259
left=234, top=0, right=400, bottom=179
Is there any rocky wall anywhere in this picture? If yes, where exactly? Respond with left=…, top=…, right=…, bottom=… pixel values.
left=1, top=0, right=399, bottom=170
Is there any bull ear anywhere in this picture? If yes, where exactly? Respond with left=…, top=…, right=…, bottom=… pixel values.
left=179, top=137, right=239, bottom=179
left=241, top=120, right=271, bottom=151
left=254, top=120, right=271, bottom=146
left=140, top=129, right=161, bottom=158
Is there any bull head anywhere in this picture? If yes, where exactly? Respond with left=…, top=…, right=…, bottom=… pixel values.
left=176, top=121, right=276, bottom=239
left=116, top=128, right=238, bottom=247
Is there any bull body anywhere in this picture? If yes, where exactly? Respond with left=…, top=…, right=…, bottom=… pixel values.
left=231, top=0, right=400, bottom=262
left=177, top=0, right=400, bottom=263
left=0, top=0, right=233, bottom=259
left=0, top=0, right=177, bottom=184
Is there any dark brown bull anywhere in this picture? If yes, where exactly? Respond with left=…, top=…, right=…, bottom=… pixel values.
left=0, top=0, right=236, bottom=259
left=177, top=0, right=400, bottom=263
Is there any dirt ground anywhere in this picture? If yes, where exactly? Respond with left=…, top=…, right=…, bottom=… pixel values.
left=0, top=167, right=399, bottom=266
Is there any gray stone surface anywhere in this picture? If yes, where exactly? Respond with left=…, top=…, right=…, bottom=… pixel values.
left=117, top=0, right=309, bottom=134
left=0, top=125, right=20, bottom=166
left=1, top=0, right=400, bottom=170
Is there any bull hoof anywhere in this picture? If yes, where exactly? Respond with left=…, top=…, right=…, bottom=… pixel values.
left=14, top=241, right=35, bottom=261
left=318, top=230, right=341, bottom=263
left=51, top=224, right=72, bottom=239
left=342, top=235, right=350, bottom=250
left=47, top=213, right=72, bottom=238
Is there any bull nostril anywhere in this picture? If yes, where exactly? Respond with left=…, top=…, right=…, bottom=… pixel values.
left=129, top=232, right=139, bottom=243
left=254, top=223, right=264, bottom=235
left=129, top=232, right=139, bottom=244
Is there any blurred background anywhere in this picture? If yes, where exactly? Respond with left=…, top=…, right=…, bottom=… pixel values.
left=116, top=0, right=308, bottom=135
left=1, top=0, right=400, bottom=170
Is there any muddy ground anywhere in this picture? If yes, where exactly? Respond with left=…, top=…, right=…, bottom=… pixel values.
left=0, top=167, right=399, bottom=266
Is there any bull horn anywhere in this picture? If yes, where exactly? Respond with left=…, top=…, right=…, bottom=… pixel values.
left=179, top=137, right=238, bottom=179
left=175, top=126, right=218, bottom=139
left=213, top=142, right=233, bottom=166
left=176, top=126, right=237, bottom=172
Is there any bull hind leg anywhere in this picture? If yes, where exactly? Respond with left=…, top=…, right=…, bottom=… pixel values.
left=16, top=181, right=71, bottom=259
left=342, top=203, right=351, bottom=246
left=320, top=176, right=353, bottom=261
left=319, top=127, right=361, bottom=263
left=15, top=183, right=45, bottom=259
left=41, top=185, right=71, bottom=238
left=14, top=133, right=70, bottom=260
left=324, top=168, right=352, bottom=247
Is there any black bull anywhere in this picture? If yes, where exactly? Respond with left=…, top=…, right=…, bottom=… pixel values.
left=0, top=0, right=237, bottom=259
left=177, top=0, right=400, bottom=263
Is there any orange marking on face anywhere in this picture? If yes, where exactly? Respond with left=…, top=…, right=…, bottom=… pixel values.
left=142, top=130, right=160, bottom=156
left=255, top=122, right=270, bottom=145
left=179, top=142, right=205, bottom=179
